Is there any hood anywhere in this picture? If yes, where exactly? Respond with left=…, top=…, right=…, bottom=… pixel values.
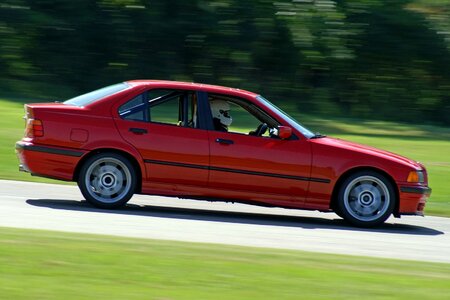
left=311, top=137, right=422, bottom=170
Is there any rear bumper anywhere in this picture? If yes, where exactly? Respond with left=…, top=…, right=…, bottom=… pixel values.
left=398, top=185, right=431, bottom=216
left=15, top=141, right=85, bottom=181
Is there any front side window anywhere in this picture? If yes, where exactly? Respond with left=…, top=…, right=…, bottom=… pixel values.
left=208, top=94, right=279, bottom=137
left=256, top=95, right=314, bottom=138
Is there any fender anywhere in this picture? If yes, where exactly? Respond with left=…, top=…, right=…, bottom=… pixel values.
left=80, top=139, right=147, bottom=180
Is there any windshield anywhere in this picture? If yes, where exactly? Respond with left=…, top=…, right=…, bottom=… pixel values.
left=256, top=95, right=315, bottom=138
left=64, top=83, right=130, bottom=107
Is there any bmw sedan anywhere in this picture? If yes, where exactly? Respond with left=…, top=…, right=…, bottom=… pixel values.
left=15, top=80, right=431, bottom=227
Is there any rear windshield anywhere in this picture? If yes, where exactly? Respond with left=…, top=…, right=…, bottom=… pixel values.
left=64, top=83, right=130, bottom=107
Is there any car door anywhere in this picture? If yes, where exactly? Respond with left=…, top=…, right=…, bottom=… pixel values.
left=205, top=93, right=312, bottom=203
left=114, top=89, right=210, bottom=189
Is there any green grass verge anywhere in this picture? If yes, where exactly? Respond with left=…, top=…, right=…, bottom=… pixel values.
left=0, top=226, right=449, bottom=300
left=0, top=99, right=71, bottom=184
left=1, top=98, right=449, bottom=215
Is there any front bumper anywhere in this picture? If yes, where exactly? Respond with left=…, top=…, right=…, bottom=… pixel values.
left=400, top=186, right=432, bottom=195
left=398, top=185, right=431, bottom=216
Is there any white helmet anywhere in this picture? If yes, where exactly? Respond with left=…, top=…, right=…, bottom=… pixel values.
left=210, top=100, right=232, bottom=126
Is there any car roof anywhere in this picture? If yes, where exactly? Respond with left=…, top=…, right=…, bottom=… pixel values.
left=126, top=80, right=259, bottom=98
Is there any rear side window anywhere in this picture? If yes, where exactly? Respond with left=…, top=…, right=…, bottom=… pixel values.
left=119, top=89, right=198, bottom=128
left=64, top=83, right=129, bottom=107
left=119, top=94, right=147, bottom=121
left=150, top=94, right=180, bottom=125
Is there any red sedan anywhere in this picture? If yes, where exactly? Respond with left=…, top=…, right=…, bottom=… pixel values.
left=15, top=80, right=431, bottom=227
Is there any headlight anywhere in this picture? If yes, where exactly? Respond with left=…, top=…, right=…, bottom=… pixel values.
left=407, top=170, right=424, bottom=183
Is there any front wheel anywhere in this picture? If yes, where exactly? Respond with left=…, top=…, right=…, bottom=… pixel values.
left=336, top=171, right=395, bottom=227
left=78, top=153, right=136, bottom=209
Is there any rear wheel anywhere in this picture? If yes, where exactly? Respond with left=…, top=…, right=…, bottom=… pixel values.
left=336, top=171, right=395, bottom=227
left=78, top=153, right=136, bottom=208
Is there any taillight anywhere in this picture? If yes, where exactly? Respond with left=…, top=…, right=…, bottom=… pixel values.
left=25, top=119, right=44, bottom=138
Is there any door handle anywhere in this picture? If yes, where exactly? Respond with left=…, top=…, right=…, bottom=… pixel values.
left=129, top=127, right=148, bottom=134
left=216, top=138, right=234, bottom=145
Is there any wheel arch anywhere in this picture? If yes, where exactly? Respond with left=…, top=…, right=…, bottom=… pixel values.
left=73, top=148, right=143, bottom=193
left=330, top=166, right=400, bottom=217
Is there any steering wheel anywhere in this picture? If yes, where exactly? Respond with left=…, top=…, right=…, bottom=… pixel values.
left=255, top=123, right=268, bottom=137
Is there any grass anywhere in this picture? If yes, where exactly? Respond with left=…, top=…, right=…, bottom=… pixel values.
left=0, top=226, right=449, bottom=300
left=1, top=98, right=449, bottom=215
left=0, top=99, right=64, bottom=184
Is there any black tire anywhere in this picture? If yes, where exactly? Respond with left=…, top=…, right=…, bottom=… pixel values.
left=333, top=205, right=345, bottom=219
left=77, top=152, right=136, bottom=209
left=336, top=170, right=395, bottom=227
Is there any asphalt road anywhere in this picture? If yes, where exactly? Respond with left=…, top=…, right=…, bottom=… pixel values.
left=0, top=179, right=449, bottom=263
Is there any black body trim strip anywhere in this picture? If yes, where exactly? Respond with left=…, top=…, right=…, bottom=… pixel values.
left=144, top=159, right=209, bottom=170
left=144, top=159, right=330, bottom=183
left=209, top=165, right=330, bottom=183
left=400, top=186, right=432, bottom=195
left=16, top=143, right=84, bottom=157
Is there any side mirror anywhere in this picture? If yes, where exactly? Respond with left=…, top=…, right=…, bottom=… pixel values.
left=277, top=126, right=292, bottom=139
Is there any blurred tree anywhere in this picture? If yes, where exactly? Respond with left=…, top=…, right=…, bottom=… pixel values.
left=0, top=0, right=449, bottom=125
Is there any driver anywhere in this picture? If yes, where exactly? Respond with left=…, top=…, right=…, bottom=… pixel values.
left=210, top=100, right=232, bottom=132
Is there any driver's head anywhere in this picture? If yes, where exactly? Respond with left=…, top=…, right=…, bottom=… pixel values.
left=210, top=100, right=232, bottom=127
